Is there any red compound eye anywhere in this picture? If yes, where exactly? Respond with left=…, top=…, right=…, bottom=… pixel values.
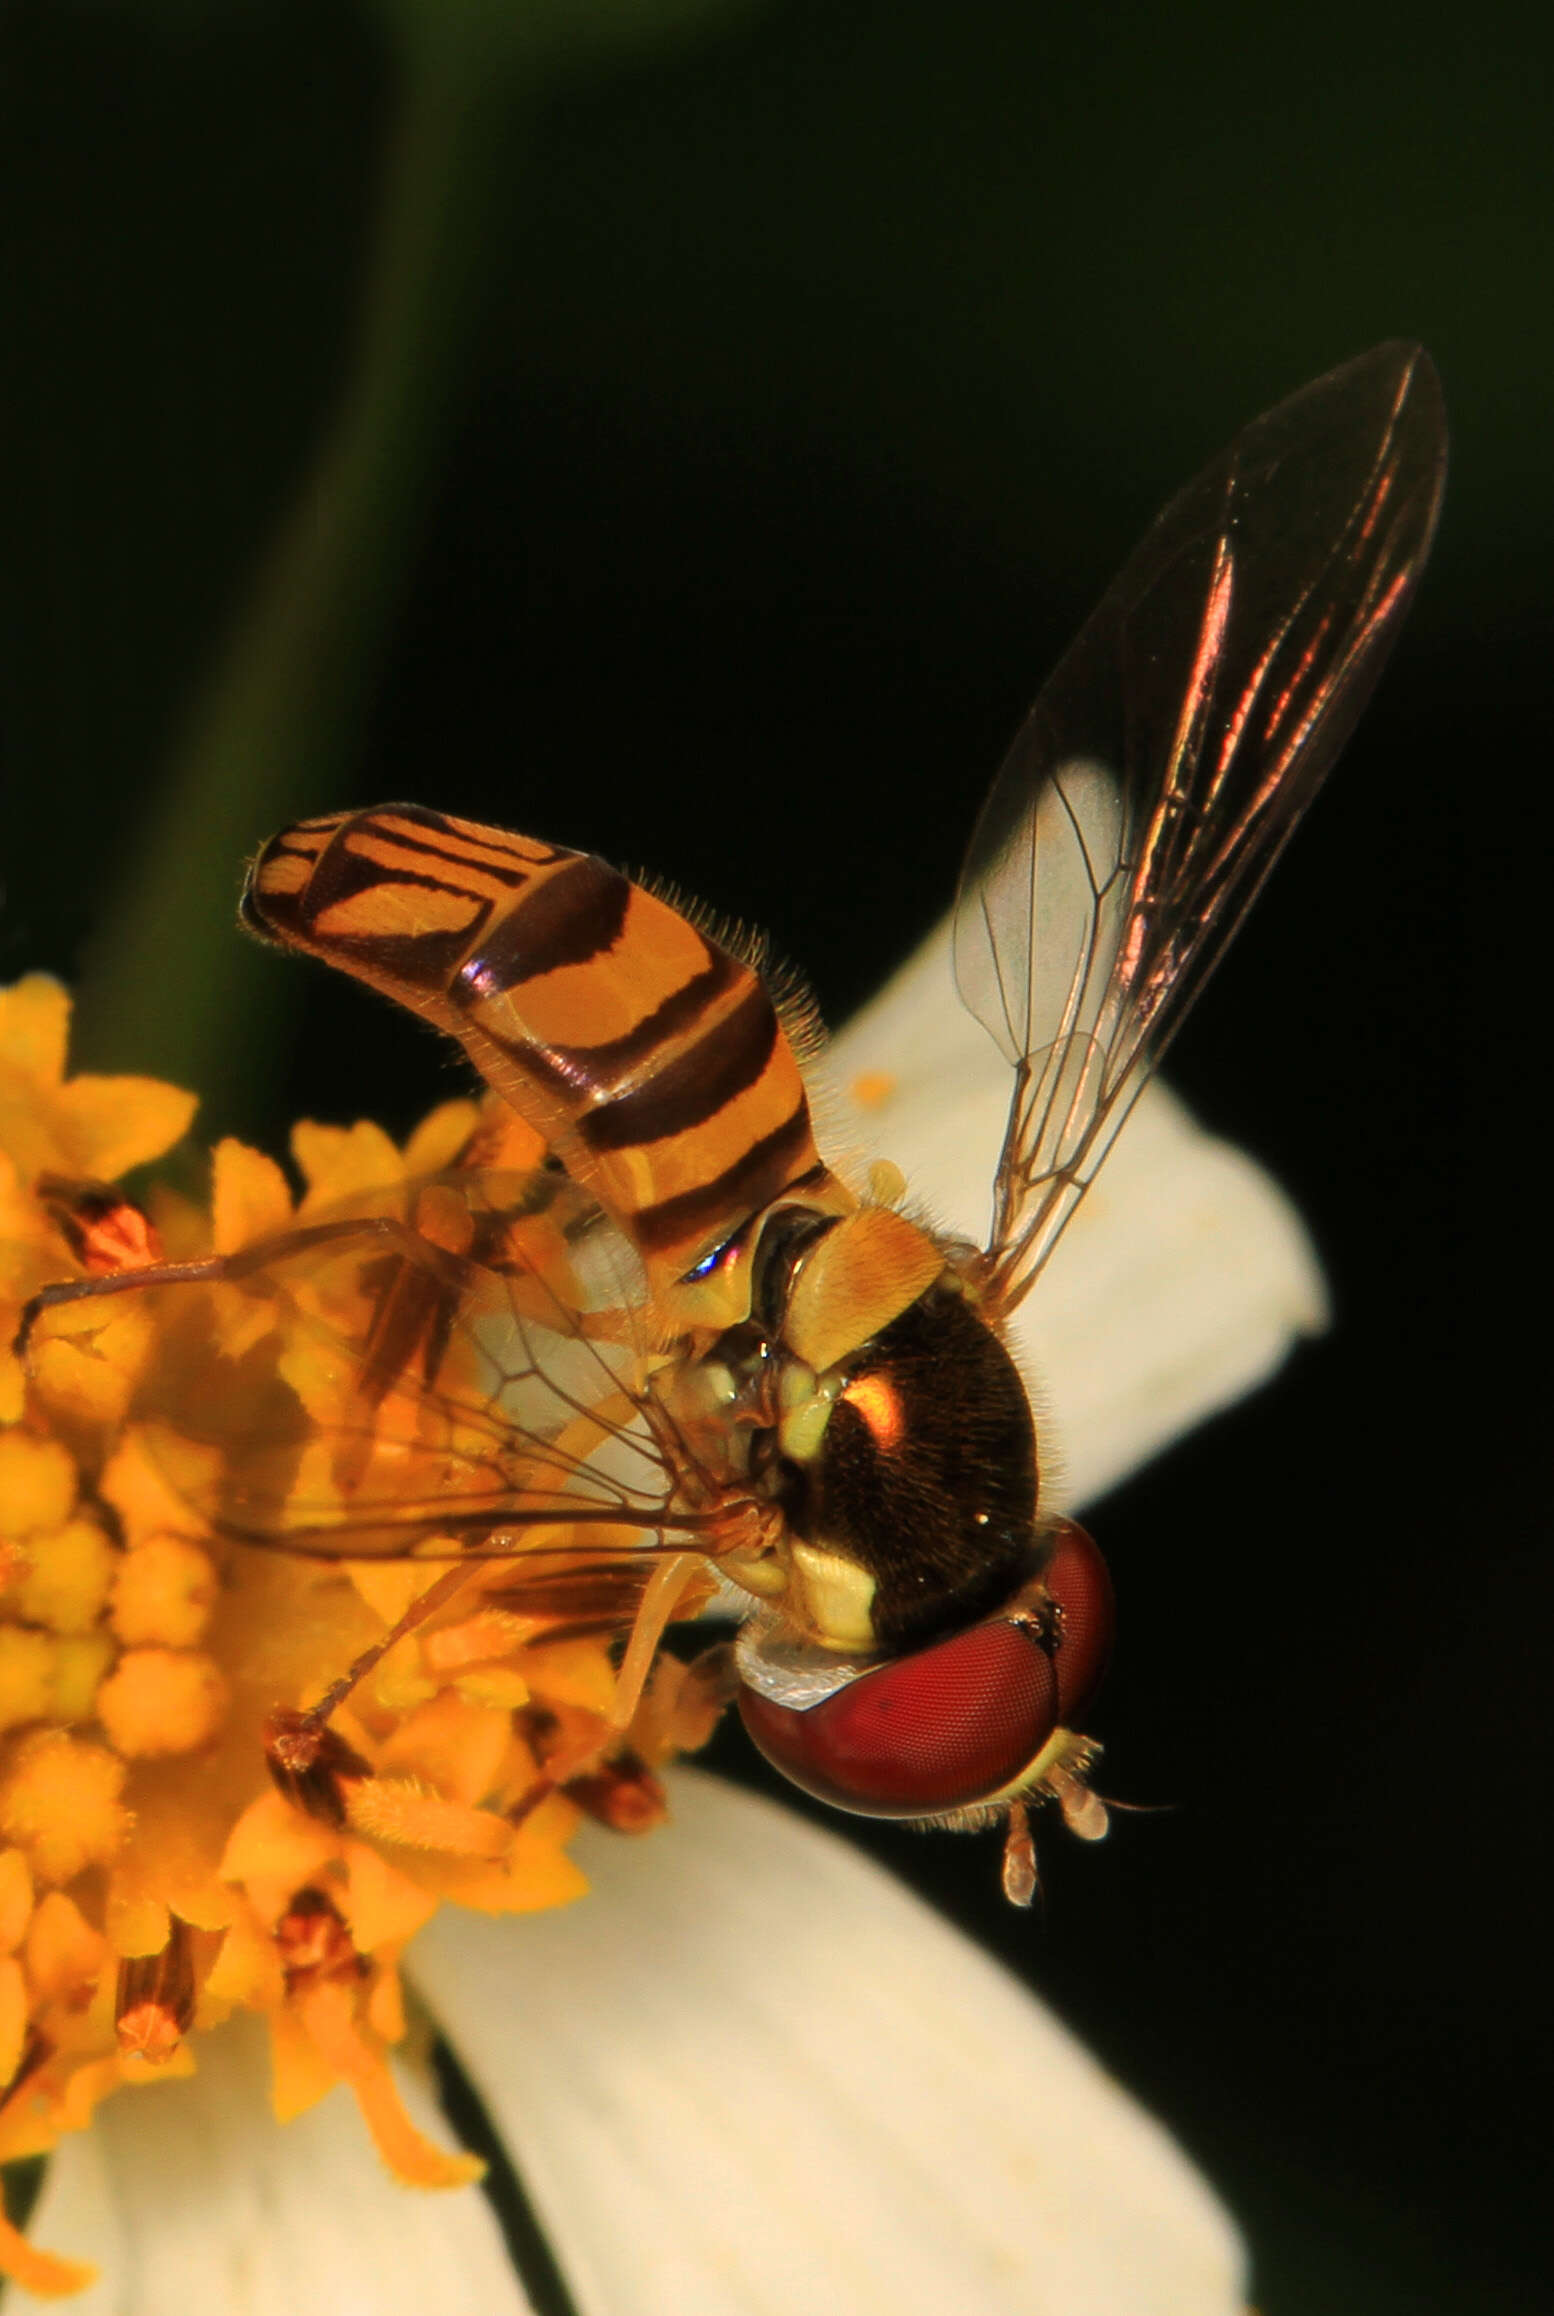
left=738, top=1520, right=1114, bottom=1820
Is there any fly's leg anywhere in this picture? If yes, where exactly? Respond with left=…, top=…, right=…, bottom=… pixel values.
left=15, top=1206, right=479, bottom=1357
left=608, top=1552, right=705, bottom=1730
left=512, top=1552, right=706, bottom=1807
left=1001, top=1801, right=1041, bottom=1908
left=265, top=1564, right=477, bottom=1823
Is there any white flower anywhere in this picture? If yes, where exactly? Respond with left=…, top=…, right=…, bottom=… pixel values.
left=13, top=925, right=1317, bottom=2313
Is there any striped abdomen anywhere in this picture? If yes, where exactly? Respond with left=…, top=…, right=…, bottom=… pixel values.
left=242, top=805, right=844, bottom=1290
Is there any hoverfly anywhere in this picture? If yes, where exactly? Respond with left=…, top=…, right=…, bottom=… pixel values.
left=23, top=343, right=1445, bottom=1903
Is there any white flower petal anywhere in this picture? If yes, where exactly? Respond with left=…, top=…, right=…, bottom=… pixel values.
left=825, top=921, right=1326, bottom=1503
left=411, top=1769, right=1246, bottom=2316
left=16, top=2011, right=533, bottom=2316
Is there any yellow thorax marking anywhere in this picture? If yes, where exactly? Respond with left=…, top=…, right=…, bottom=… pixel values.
left=790, top=1543, right=878, bottom=1650
left=781, top=1204, right=943, bottom=1375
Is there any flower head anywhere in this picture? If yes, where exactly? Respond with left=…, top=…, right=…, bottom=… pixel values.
left=0, top=960, right=1319, bottom=2308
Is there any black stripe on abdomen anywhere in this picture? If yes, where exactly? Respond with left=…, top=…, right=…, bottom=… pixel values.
left=543, top=949, right=740, bottom=1084
left=630, top=1100, right=817, bottom=1254
left=246, top=833, right=499, bottom=988
left=344, top=805, right=540, bottom=886
left=578, top=982, right=778, bottom=1151
left=453, top=856, right=630, bottom=1002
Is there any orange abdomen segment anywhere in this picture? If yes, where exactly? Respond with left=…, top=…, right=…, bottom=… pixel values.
left=243, top=805, right=830, bottom=1279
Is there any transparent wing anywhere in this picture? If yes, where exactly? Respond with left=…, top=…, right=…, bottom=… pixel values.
left=954, top=342, right=1446, bottom=1304
left=27, top=1167, right=726, bottom=1572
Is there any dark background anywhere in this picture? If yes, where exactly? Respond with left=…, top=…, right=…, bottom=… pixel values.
left=1, top=5, right=1543, bottom=2312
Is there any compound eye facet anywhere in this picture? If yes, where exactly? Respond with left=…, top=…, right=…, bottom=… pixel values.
left=737, top=1517, right=1114, bottom=1821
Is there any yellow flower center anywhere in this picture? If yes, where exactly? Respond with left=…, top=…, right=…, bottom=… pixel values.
left=0, top=977, right=707, bottom=2295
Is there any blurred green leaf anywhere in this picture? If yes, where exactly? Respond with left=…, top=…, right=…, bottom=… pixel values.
left=72, top=40, right=521, bottom=1121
